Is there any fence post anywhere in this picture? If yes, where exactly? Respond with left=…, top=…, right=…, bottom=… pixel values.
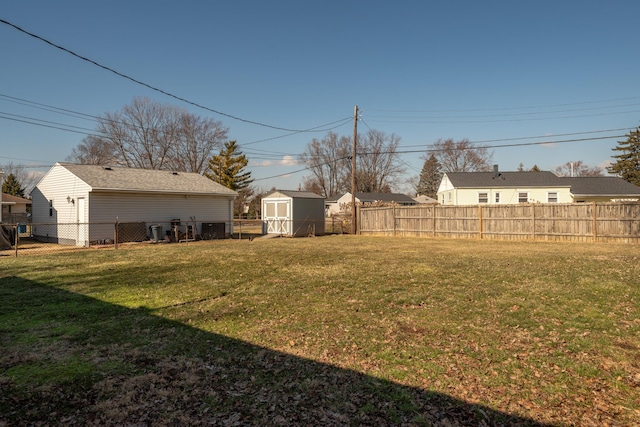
left=531, top=204, right=536, bottom=240
left=14, top=224, right=19, bottom=257
left=478, top=205, right=483, bottom=239
left=592, top=202, right=597, bottom=242
left=432, top=206, right=436, bottom=237
left=114, top=220, right=119, bottom=250
left=393, top=204, right=397, bottom=236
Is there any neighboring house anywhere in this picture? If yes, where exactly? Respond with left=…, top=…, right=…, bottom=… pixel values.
left=412, top=195, right=438, bottom=204
left=1, top=193, right=32, bottom=223
left=561, top=177, right=640, bottom=203
left=31, top=162, right=237, bottom=246
left=437, top=166, right=640, bottom=205
left=325, top=192, right=418, bottom=216
left=262, top=190, right=325, bottom=237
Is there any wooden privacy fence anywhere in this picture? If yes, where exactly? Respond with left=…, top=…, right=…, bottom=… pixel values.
left=358, top=202, right=640, bottom=243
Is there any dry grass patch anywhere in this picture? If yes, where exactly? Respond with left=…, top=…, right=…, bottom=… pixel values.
left=1, top=236, right=639, bottom=425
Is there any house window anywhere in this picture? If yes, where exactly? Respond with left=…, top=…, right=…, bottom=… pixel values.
left=518, top=192, right=528, bottom=203
left=495, top=192, right=501, bottom=203
left=478, top=192, right=488, bottom=204
left=547, top=192, right=558, bottom=203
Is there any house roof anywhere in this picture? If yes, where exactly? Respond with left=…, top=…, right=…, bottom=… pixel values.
left=326, top=192, right=417, bottom=204
left=265, top=190, right=324, bottom=199
left=1, top=193, right=31, bottom=205
left=563, top=177, right=640, bottom=197
left=413, top=195, right=438, bottom=204
left=55, top=162, right=237, bottom=196
left=355, top=192, right=417, bottom=204
left=444, top=171, right=566, bottom=188
left=443, top=171, right=640, bottom=197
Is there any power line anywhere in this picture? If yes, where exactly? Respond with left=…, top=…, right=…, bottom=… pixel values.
left=397, top=127, right=634, bottom=149
left=394, top=135, right=625, bottom=155
left=0, top=18, right=341, bottom=133
left=364, top=109, right=640, bottom=124
left=366, top=96, right=640, bottom=113
left=0, top=114, right=96, bottom=136
left=1, top=92, right=353, bottom=152
left=366, top=103, right=640, bottom=120
left=0, top=111, right=100, bottom=134
left=238, top=117, right=353, bottom=147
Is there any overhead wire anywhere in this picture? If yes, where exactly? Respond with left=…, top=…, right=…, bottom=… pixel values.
left=0, top=18, right=346, bottom=133
left=366, top=95, right=640, bottom=113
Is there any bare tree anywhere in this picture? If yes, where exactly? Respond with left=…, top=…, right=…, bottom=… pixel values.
left=300, top=130, right=405, bottom=196
left=66, top=135, right=117, bottom=165
left=356, top=130, right=405, bottom=193
left=299, top=132, right=351, bottom=197
left=67, top=97, right=228, bottom=173
left=167, top=111, right=229, bottom=173
left=0, top=162, right=40, bottom=196
left=554, top=160, right=604, bottom=177
left=431, top=138, right=493, bottom=172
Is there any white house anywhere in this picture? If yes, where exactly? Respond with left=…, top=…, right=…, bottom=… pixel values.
left=2, top=193, right=31, bottom=224
left=437, top=166, right=640, bottom=205
left=325, top=192, right=418, bottom=216
left=31, top=162, right=237, bottom=246
left=262, top=190, right=325, bottom=237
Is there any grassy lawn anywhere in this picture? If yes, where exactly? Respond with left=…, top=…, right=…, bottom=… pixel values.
left=1, top=236, right=639, bottom=425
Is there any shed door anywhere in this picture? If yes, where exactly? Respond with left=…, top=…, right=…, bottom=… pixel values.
left=263, top=200, right=290, bottom=235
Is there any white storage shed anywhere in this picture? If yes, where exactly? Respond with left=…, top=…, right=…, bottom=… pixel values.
left=262, top=190, right=325, bottom=237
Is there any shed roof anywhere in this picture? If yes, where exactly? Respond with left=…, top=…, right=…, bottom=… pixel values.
left=265, top=190, right=324, bottom=199
left=55, top=162, right=237, bottom=196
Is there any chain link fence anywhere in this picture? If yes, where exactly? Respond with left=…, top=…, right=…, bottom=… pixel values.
left=1, top=218, right=348, bottom=258
left=0, top=219, right=232, bottom=257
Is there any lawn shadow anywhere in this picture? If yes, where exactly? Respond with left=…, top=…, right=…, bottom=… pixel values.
left=0, top=276, right=554, bottom=426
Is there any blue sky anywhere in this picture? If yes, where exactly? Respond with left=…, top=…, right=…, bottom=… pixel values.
left=2, top=1, right=640, bottom=193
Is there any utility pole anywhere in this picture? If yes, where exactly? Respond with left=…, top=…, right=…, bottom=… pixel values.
left=351, top=105, right=358, bottom=234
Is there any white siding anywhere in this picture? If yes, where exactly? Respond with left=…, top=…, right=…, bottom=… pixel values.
left=32, top=164, right=235, bottom=244
left=439, top=187, right=573, bottom=206
left=31, top=165, right=91, bottom=243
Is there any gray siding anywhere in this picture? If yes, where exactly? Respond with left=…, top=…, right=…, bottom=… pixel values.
left=89, top=192, right=234, bottom=241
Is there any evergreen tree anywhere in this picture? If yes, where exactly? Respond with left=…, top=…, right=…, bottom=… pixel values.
left=2, top=173, right=25, bottom=197
left=608, top=127, right=640, bottom=186
left=204, top=141, right=254, bottom=191
left=416, top=154, right=442, bottom=198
